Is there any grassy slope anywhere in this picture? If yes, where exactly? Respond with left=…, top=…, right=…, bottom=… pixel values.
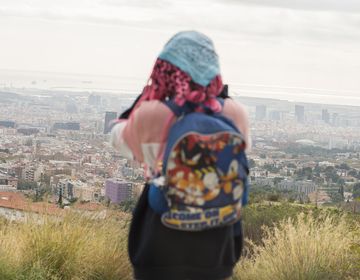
left=237, top=207, right=360, bottom=280
left=0, top=212, right=132, bottom=280
left=0, top=204, right=359, bottom=280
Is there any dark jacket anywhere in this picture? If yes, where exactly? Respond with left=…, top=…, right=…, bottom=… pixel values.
left=128, top=184, right=244, bottom=280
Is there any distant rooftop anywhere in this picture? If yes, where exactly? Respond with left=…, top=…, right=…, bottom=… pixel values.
left=0, top=192, right=105, bottom=215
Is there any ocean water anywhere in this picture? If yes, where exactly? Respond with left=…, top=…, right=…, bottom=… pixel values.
left=1, top=69, right=359, bottom=107
left=0, top=69, right=144, bottom=95
left=229, top=83, right=360, bottom=107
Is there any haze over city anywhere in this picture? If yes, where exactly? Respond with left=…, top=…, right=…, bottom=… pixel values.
left=1, top=0, right=360, bottom=106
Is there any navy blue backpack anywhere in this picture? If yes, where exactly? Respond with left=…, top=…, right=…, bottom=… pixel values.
left=149, top=100, right=249, bottom=231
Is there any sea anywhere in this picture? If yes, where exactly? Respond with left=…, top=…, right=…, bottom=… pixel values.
left=1, top=69, right=359, bottom=107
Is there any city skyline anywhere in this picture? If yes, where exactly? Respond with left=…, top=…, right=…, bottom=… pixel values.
left=1, top=88, right=359, bottom=210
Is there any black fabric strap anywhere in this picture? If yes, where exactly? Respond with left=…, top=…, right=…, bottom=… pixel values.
left=164, top=98, right=224, bottom=117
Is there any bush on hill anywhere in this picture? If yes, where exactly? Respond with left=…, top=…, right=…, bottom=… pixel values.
left=235, top=212, right=360, bottom=280
left=0, top=212, right=132, bottom=280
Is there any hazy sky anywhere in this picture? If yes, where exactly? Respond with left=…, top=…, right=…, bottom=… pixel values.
left=1, top=0, right=360, bottom=96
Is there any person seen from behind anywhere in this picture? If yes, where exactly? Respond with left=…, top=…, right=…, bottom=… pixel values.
left=111, top=30, right=251, bottom=280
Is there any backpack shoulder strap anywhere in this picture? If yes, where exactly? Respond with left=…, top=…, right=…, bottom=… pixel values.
left=164, top=98, right=225, bottom=117
left=164, top=100, right=187, bottom=117
left=217, top=98, right=225, bottom=107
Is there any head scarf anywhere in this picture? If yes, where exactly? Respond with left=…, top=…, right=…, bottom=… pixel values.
left=136, top=31, right=224, bottom=113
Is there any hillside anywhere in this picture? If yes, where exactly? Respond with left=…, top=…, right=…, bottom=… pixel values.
left=0, top=203, right=359, bottom=280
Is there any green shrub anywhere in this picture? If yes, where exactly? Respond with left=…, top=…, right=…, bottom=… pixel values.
left=242, top=203, right=310, bottom=245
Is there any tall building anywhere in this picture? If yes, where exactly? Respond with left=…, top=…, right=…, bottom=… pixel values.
left=88, top=94, right=102, bottom=106
left=332, top=113, right=339, bottom=126
left=322, top=109, right=330, bottom=124
left=255, top=105, right=267, bottom=121
left=22, top=167, right=35, bottom=181
left=295, top=105, right=305, bottom=123
left=105, top=179, right=133, bottom=204
left=104, top=111, right=117, bottom=134
left=66, top=103, right=78, bottom=114
left=0, top=175, right=18, bottom=190
left=17, top=128, right=39, bottom=135
left=0, top=121, right=15, bottom=128
left=269, top=111, right=281, bottom=121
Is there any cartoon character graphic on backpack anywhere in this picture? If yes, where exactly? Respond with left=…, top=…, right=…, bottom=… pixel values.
left=216, top=144, right=246, bottom=201
left=165, top=132, right=246, bottom=208
left=179, top=135, right=217, bottom=168
left=167, top=143, right=206, bottom=206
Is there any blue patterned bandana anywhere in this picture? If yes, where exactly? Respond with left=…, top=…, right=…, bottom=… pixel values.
left=158, top=31, right=220, bottom=87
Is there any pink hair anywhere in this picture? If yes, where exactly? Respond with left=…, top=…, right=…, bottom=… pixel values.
left=135, top=59, right=223, bottom=113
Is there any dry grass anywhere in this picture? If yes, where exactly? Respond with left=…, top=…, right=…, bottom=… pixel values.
left=0, top=212, right=133, bottom=280
left=1, top=206, right=359, bottom=280
left=234, top=212, right=360, bottom=280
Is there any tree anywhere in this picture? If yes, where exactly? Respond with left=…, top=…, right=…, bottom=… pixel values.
left=248, top=158, right=256, bottom=168
left=339, top=185, right=345, bottom=199
left=118, top=199, right=137, bottom=212
left=337, top=178, right=345, bottom=186
left=17, top=180, right=37, bottom=190
left=273, top=177, right=283, bottom=185
left=263, top=164, right=280, bottom=173
left=287, top=163, right=296, bottom=169
left=108, top=199, right=137, bottom=212
left=353, top=183, right=360, bottom=199
left=324, top=166, right=340, bottom=183
left=338, top=163, right=350, bottom=170
left=314, top=164, right=321, bottom=176
left=330, top=192, right=343, bottom=203
left=267, top=193, right=281, bottom=202
left=296, top=167, right=313, bottom=180
left=325, top=166, right=335, bottom=173
left=40, top=174, right=51, bottom=185
left=68, top=197, right=78, bottom=204
left=348, top=170, right=358, bottom=177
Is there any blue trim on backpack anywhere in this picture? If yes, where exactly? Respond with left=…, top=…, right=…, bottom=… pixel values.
left=148, top=98, right=250, bottom=224
left=242, top=177, right=249, bottom=206
left=148, top=184, right=169, bottom=214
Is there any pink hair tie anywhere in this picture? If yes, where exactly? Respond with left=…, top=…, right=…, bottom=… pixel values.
left=174, top=95, right=186, bottom=106
left=186, top=90, right=206, bottom=103
left=204, top=97, right=222, bottom=113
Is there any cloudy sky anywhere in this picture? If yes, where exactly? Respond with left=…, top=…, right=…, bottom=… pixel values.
left=0, top=0, right=360, bottom=103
